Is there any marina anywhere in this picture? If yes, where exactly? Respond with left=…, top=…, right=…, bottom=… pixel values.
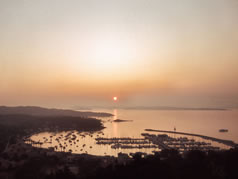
left=145, top=129, right=236, bottom=147
left=142, top=133, right=221, bottom=152
left=94, top=133, right=224, bottom=153
left=27, top=130, right=233, bottom=156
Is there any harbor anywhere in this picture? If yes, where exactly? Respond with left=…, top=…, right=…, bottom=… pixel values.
left=26, top=128, right=235, bottom=156
left=25, top=109, right=238, bottom=157
left=142, top=133, right=220, bottom=152
left=145, top=129, right=236, bottom=147
left=94, top=133, right=224, bottom=153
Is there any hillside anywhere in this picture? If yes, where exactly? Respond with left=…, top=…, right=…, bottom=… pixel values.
left=0, top=106, right=113, bottom=117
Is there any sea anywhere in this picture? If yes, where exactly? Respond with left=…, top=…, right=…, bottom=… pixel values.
left=30, top=108, right=238, bottom=156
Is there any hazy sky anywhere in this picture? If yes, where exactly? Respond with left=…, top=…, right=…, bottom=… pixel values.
left=0, top=0, right=238, bottom=108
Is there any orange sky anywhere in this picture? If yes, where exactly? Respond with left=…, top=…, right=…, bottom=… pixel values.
left=0, top=0, right=238, bottom=108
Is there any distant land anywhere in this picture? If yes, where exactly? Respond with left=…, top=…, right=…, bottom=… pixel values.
left=75, top=106, right=227, bottom=111
left=120, top=106, right=227, bottom=111
left=0, top=106, right=113, bottom=117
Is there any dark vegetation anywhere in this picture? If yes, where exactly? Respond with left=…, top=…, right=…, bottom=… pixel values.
left=2, top=149, right=238, bottom=179
left=0, top=114, right=104, bottom=152
left=1, top=152, right=104, bottom=179
left=87, top=149, right=238, bottom=179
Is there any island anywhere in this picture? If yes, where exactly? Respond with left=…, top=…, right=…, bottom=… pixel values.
left=219, top=129, right=229, bottom=132
left=113, top=119, right=133, bottom=122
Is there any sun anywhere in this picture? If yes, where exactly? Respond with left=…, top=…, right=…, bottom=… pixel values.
left=113, top=96, right=118, bottom=101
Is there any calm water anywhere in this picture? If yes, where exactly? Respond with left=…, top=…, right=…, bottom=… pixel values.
left=30, top=109, right=238, bottom=156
